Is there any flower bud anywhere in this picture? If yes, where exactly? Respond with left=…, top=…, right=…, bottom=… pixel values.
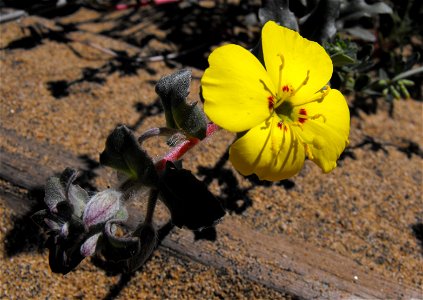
left=83, top=189, right=122, bottom=228
left=155, top=69, right=207, bottom=139
left=80, top=233, right=101, bottom=257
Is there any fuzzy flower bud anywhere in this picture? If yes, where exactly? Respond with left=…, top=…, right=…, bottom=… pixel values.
left=83, top=189, right=122, bottom=228
left=80, top=233, right=102, bottom=257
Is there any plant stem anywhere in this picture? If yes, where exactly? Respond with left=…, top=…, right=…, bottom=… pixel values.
left=155, top=123, right=220, bottom=171
left=144, top=189, right=159, bottom=225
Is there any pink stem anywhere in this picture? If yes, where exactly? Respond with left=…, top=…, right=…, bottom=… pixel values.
left=156, top=123, right=220, bottom=171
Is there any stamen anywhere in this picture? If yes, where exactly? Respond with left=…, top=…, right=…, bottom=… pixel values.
left=292, top=85, right=331, bottom=107
left=310, top=114, right=326, bottom=123
left=277, top=53, right=285, bottom=97
left=304, top=144, right=314, bottom=159
left=290, top=122, right=304, bottom=130
left=290, top=124, right=323, bottom=160
left=295, top=109, right=327, bottom=125
left=260, top=79, right=277, bottom=99
left=292, top=70, right=310, bottom=96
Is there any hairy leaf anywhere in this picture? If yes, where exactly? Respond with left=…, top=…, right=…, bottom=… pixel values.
left=159, top=162, right=225, bottom=231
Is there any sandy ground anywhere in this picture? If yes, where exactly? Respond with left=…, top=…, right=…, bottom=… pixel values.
left=0, top=5, right=422, bottom=299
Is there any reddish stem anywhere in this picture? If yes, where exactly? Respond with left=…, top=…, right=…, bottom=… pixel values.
left=155, top=123, right=220, bottom=171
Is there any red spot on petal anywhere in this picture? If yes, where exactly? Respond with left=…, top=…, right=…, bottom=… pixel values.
left=298, top=108, right=307, bottom=124
left=282, top=85, right=290, bottom=92
left=268, top=96, right=274, bottom=110
left=277, top=121, right=283, bottom=129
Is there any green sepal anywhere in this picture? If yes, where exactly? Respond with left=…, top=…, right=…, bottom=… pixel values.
left=172, top=101, right=207, bottom=140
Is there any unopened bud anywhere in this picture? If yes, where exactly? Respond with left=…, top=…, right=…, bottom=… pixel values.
left=80, top=233, right=101, bottom=257
left=155, top=69, right=207, bottom=139
left=399, top=79, right=414, bottom=86
left=83, top=189, right=122, bottom=228
left=398, top=82, right=410, bottom=99
left=389, top=85, right=401, bottom=100
left=60, top=222, right=69, bottom=237
left=44, top=177, right=65, bottom=213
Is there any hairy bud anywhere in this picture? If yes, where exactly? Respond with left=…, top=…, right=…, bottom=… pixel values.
left=83, top=189, right=122, bottom=228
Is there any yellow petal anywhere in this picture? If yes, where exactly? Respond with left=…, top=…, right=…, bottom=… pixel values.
left=229, top=115, right=305, bottom=181
left=202, top=44, right=275, bottom=132
left=262, top=21, right=333, bottom=102
left=291, top=89, right=350, bottom=172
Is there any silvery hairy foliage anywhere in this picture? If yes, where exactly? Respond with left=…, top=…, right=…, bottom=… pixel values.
left=258, top=0, right=392, bottom=43
left=33, top=69, right=225, bottom=274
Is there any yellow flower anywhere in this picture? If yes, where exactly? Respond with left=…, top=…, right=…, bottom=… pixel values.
left=201, top=21, right=350, bottom=181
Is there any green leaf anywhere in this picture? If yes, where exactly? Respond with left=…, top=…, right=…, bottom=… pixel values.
left=331, top=53, right=356, bottom=67
left=155, top=69, right=207, bottom=139
left=100, top=125, right=158, bottom=185
left=159, top=162, right=225, bottom=231
left=102, top=220, right=141, bottom=262
left=172, top=101, right=207, bottom=140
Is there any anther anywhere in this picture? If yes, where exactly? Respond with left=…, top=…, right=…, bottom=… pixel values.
left=292, top=70, right=310, bottom=96
left=304, top=144, right=314, bottom=159
left=310, top=114, right=326, bottom=123
left=277, top=53, right=285, bottom=67
left=291, top=122, right=304, bottom=130
left=291, top=84, right=331, bottom=107
left=260, top=79, right=277, bottom=99
left=277, top=53, right=285, bottom=97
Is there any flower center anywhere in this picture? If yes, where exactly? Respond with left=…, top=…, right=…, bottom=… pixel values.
left=262, top=53, right=331, bottom=159
left=270, top=92, right=327, bottom=160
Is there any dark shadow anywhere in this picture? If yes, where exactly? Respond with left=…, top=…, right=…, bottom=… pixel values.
left=46, top=80, right=71, bottom=98
left=349, top=96, right=379, bottom=118
left=398, top=141, right=423, bottom=159
left=351, top=135, right=389, bottom=155
left=2, top=1, right=81, bottom=17
left=77, top=154, right=101, bottom=191
left=198, top=148, right=296, bottom=215
left=1, top=23, right=75, bottom=51
left=197, top=150, right=252, bottom=215
left=103, top=273, right=134, bottom=300
left=246, top=174, right=295, bottom=189
left=46, top=50, right=157, bottom=99
left=129, top=98, right=164, bottom=130
left=97, top=220, right=175, bottom=299
left=349, top=136, right=423, bottom=160
left=194, top=226, right=217, bottom=241
left=338, top=147, right=357, bottom=161
left=157, top=220, right=175, bottom=243
left=3, top=187, right=46, bottom=257
left=153, top=2, right=261, bottom=69
left=411, top=223, right=423, bottom=256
